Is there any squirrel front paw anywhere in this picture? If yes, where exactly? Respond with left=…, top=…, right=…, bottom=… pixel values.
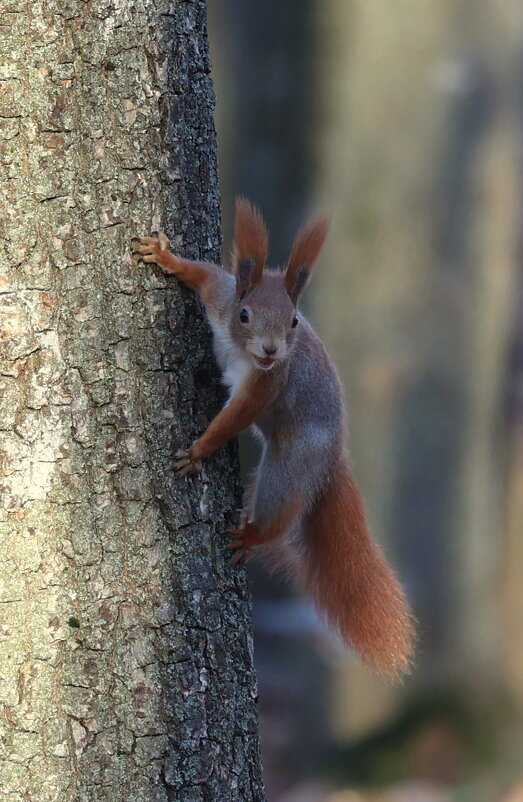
left=174, top=448, right=203, bottom=477
left=227, top=520, right=262, bottom=565
left=136, top=232, right=173, bottom=270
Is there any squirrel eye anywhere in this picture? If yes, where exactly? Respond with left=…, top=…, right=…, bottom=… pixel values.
left=240, top=308, right=250, bottom=324
left=291, top=314, right=299, bottom=328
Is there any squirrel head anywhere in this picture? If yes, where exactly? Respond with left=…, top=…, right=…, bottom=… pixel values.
left=230, top=197, right=330, bottom=371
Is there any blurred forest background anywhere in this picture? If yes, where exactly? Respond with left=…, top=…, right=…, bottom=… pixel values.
left=208, top=2, right=523, bottom=801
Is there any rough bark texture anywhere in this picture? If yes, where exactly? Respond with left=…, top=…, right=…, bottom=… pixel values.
left=0, top=2, right=265, bottom=800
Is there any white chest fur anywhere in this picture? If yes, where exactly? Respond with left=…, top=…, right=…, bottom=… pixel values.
left=207, top=315, right=253, bottom=398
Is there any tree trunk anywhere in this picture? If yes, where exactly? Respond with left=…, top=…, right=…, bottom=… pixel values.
left=0, top=2, right=265, bottom=801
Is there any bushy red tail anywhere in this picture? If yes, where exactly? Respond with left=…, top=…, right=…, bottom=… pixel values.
left=303, top=459, right=415, bottom=678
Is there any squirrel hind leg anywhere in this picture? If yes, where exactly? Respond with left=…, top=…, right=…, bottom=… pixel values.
left=263, top=520, right=307, bottom=585
left=243, top=452, right=310, bottom=553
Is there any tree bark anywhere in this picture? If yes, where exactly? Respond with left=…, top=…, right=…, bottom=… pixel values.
left=0, top=2, right=265, bottom=801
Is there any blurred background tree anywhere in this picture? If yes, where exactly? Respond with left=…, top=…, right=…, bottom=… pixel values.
left=209, top=1, right=523, bottom=800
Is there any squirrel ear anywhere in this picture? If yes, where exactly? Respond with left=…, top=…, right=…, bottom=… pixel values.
left=285, top=216, right=330, bottom=304
left=233, top=197, right=269, bottom=295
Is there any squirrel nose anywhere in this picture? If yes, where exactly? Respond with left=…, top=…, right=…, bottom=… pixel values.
left=263, top=344, right=277, bottom=356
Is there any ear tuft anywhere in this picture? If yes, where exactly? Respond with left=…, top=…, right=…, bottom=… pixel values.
left=285, top=216, right=330, bottom=303
left=237, top=257, right=256, bottom=298
left=288, top=265, right=309, bottom=305
left=233, top=197, right=269, bottom=293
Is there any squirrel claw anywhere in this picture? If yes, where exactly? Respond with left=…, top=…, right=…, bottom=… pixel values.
left=227, top=533, right=246, bottom=549
left=227, top=521, right=261, bottom=564
left=135, top=233, right=172, bottom=268
left=230, top=548, right=254, bottom=565
left=227, top=536, right=254, bottom=565
left=138, top=233, right=170, bottom=249
left=174, top=449, right=202, bottom=476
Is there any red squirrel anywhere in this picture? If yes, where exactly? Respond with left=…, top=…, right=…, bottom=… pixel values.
left=137, top=199, right=414, bottom=677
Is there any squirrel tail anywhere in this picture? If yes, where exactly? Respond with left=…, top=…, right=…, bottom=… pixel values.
left=302, top=458, right=415, bottom=678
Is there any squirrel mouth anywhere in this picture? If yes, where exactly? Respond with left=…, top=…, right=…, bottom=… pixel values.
left=254, top=355, right=276, bottom=370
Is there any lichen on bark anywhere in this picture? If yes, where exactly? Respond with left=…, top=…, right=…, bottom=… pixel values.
left=0, top=1, right=265, bottom=800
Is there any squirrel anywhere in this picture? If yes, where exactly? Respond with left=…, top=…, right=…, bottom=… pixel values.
left=136, top=198, right=415, bottom=678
